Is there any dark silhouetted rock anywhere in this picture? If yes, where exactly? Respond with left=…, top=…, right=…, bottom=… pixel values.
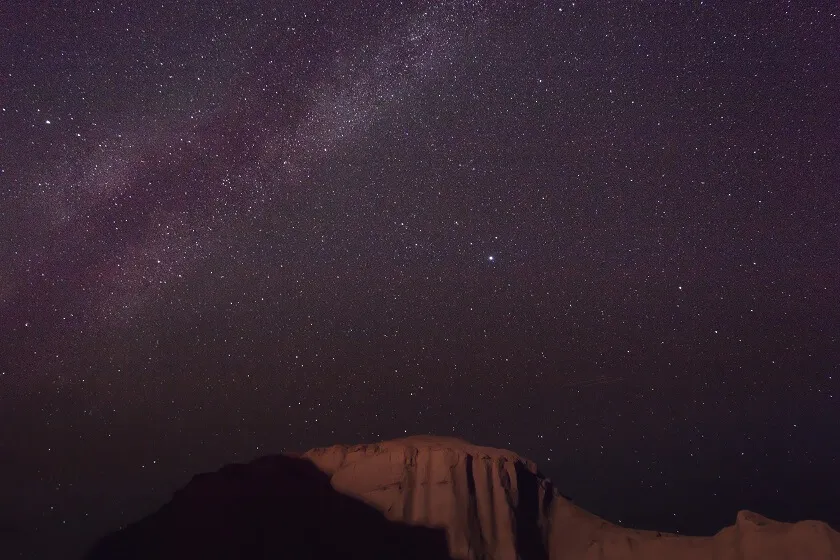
left=84, top=453, right=455, bottom=560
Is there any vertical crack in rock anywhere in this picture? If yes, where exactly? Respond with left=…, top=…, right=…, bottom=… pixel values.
left=484, top=457, right=498, bottom=557
left=425, top=443, right=434, bottom=526
left=498, top=457, right=514, bottom=558
left=514, top=461, right=548, bottom=560
left=465, top=452, right=488, bottom=559
left=402, top=446, right=418, bottom=522
left=540, top=476, right=555, bottom=549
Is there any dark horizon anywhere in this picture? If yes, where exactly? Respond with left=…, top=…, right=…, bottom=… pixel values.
left=1, top=1, right=838, bottom=558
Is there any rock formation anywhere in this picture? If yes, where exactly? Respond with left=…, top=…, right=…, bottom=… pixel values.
left=86, top=435, right=840, bottom=559
left=303, top=436, right=555, bottom=560
left=84, top=452, right=455, bottom=560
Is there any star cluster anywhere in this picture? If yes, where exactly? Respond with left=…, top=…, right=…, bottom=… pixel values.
left=1, top=1, right=838, bottom=558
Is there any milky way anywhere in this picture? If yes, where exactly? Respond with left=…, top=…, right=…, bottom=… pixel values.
left=1, top=1, right=838, bottom=558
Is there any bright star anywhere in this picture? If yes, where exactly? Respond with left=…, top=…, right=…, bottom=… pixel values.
left=488, top=255, right=495, bottom=262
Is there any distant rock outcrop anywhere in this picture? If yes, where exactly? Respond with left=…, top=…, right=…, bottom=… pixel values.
left=86, top=435, right=840, bottom=560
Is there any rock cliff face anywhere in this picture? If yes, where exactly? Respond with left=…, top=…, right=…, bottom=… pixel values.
left=86, top=435, right=840, bottom=560
left=303, top=436, right=555, bottom=560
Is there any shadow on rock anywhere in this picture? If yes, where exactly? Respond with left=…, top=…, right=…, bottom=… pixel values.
left=84, top=454, right=455, bottom=560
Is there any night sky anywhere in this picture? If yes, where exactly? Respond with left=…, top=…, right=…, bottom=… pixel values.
left=1, top=1, right=838, bottom=558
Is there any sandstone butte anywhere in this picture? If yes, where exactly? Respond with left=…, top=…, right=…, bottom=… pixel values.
left=86, top=435, right=840, bottom=560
